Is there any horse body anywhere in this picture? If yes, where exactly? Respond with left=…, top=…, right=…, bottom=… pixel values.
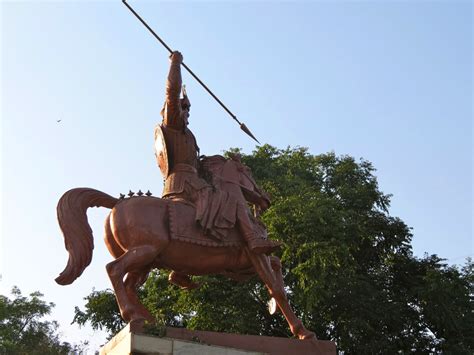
left=108, top=196, right=251, bottom=275
left=56, top=157, right=316, bottom=340
left=154, top=242, right=250, bottom=276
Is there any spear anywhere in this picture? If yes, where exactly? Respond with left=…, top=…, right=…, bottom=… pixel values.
left=122, top=0, right=260, bottom=144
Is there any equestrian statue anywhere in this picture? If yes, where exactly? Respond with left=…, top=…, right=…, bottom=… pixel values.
left=55, top=51, right=316, bottom=340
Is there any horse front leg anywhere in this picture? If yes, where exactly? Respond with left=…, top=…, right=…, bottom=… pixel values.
left=168, top=271, right=201, bottom=290
left=248, top=252, right=316, bottom=340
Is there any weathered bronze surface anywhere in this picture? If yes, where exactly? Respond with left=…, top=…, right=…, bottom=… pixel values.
left=55, top=52, right=316, bottom=340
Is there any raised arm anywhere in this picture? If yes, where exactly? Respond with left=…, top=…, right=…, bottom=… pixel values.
left=162, top=51, right=184, bottom=129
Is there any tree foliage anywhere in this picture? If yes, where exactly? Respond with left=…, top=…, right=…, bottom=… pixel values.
left=74, top=145, right=473, bottom=353
left=0, top=286, right=86, bottom=355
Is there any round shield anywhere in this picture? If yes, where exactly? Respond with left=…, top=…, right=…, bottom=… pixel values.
left=154, top=124, right=169, bottom=177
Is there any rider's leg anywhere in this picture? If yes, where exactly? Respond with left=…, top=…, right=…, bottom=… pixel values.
left=236, top=204, right=280, bottom=254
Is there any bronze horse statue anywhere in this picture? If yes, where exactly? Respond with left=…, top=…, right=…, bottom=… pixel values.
left=55, top=155, right=315, bottom=340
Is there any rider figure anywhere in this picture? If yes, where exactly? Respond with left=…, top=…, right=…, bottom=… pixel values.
left=155, top=51, right=279, bottom=255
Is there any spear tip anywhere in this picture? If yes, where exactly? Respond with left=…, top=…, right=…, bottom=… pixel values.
left=240, top=123, right=260, bottom=145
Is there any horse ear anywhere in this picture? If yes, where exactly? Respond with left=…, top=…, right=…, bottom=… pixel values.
left=229, top=153, right=241, bottom=162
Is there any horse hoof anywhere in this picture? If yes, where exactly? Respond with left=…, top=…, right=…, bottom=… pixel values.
left=129, top=318, right=146, bottom=332
left=292, top=322, right=317, bottom=340
left=299, top=331, right=317, bottom=340
left=185, top=281, right=201, bottom=290
left=122, top=305, right=153, bottom=325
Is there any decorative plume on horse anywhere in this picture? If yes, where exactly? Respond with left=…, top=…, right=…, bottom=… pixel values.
left=56, top=1, right=316, bottom=340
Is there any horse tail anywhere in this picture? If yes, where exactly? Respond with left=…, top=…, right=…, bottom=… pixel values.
left=55, top=188, right=118, bottom=285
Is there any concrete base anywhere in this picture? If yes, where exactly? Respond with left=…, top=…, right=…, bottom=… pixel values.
left=100, top=324, right=336, bottom=355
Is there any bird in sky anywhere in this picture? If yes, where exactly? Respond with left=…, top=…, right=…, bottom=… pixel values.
left=57, top=119, right=61, bottom=123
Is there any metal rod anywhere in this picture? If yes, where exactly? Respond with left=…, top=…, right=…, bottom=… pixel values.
left=122, top=0, right=260, bottom=143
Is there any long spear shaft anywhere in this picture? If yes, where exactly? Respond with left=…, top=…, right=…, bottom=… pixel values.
left=122, top=0, right=260, bottom=144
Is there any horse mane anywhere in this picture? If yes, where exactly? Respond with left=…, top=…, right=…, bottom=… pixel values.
left=200, top=154, right=226, bottom=169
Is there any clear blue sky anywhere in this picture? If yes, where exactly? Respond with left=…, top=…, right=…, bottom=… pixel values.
left=1, top=0, right=472, bottom=351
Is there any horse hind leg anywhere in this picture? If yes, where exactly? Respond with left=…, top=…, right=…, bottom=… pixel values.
left=248, top=252, right=316, bottom=340
left=104, top=213, right=124, bottom=259
left=124, top=268, right=154, bottom=322
left=104, top=214, right=152, bottom=321
left=106, top=244, right=162, bottom=323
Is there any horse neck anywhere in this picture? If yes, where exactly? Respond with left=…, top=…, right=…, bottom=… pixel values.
left=220, top=180, right=245, bottom=202
left=215, top=161, right=246, bottom=202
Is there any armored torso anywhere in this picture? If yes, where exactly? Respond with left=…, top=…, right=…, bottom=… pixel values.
left=162, top=125, right=199, bottom=170
left=155, top=124, right=207, bottom=198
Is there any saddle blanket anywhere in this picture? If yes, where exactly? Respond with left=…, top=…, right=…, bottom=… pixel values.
left=168, top=201, right=246, bottom=248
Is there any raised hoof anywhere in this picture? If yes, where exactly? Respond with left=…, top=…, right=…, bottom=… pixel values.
left=183, top=282, right=201, bottom=290
left=169, top=272, right=200, bottom=290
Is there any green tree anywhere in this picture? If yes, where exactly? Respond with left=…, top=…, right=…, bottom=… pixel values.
left=73, top=145, right=473, bottom=353
left=0, top=286, right=86, bottom=355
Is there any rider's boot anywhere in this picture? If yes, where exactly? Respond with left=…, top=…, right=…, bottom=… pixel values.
left=238, top=207, right=281, bottom=254
left=246, top=235, right=281, bottom=255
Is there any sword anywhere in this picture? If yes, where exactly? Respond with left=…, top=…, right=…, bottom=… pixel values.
left=122, top=0, right=260, bottom=144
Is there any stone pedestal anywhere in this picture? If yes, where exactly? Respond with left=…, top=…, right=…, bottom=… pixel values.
left=100, top=324, right=336, bottom=355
